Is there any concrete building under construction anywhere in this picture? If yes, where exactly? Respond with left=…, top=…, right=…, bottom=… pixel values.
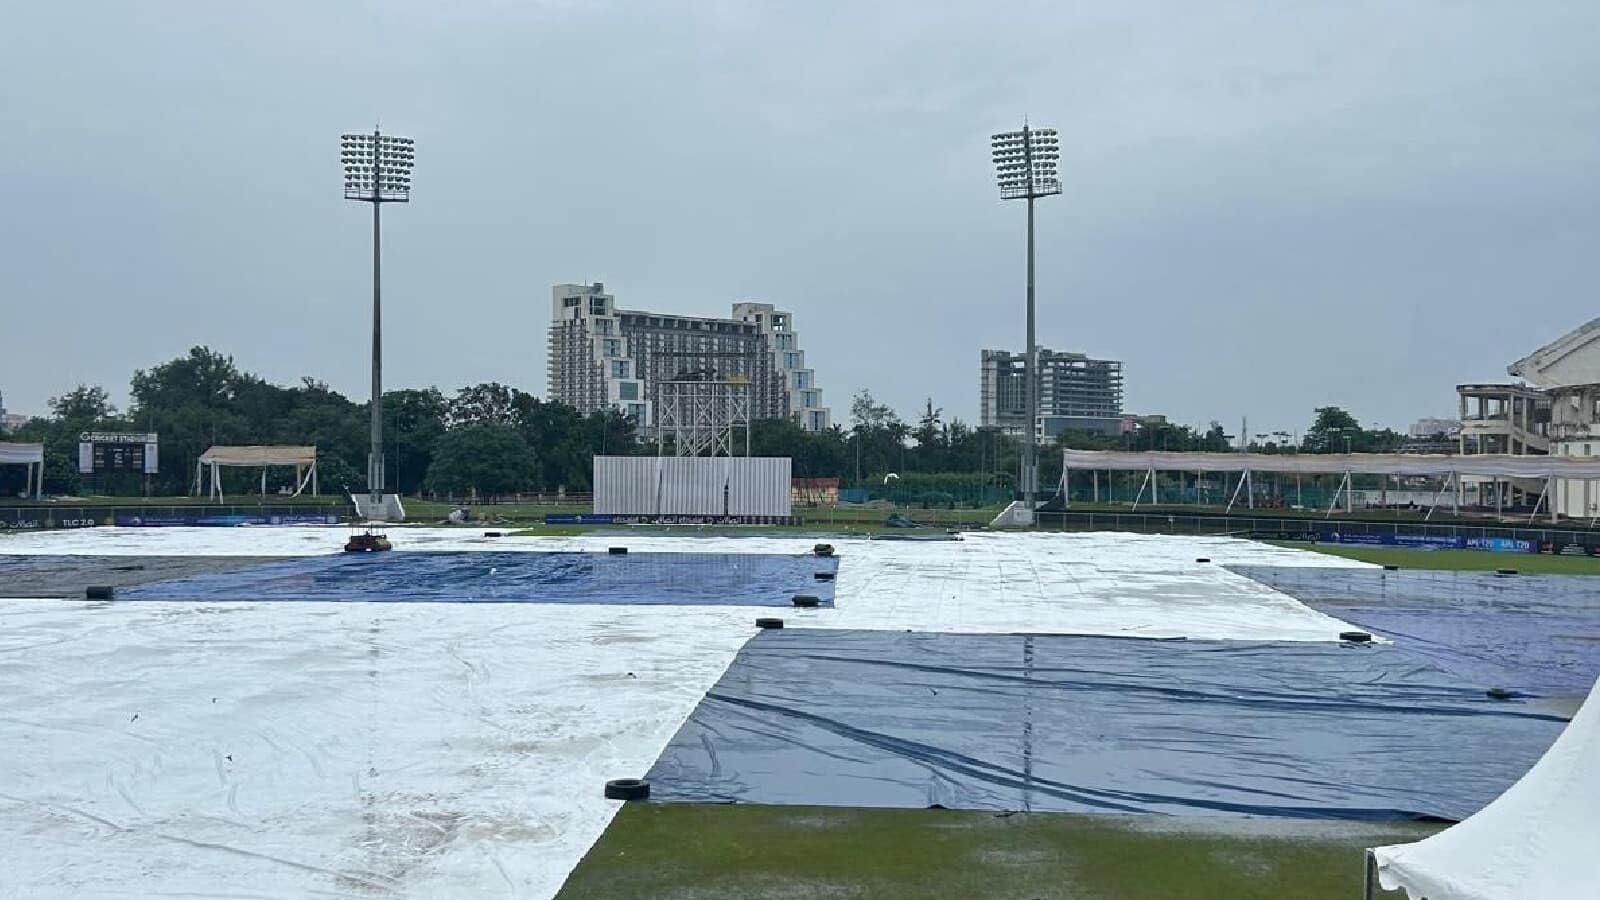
left=1456, top=317, right=1600, bottom=519
left=980, top=348, right=1124, bottom=438
left=547, top=283, right=831, bottom=435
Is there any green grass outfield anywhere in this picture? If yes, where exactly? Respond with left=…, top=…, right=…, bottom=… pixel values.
left=1284, top=542, right=1600, bottom=574
left=556, top=804, right=1438, bottom=900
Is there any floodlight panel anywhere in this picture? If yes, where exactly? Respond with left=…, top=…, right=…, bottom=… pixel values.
left=342, top=132, right=415, bottom=201
left=992, top=124, right=1063, bottom=198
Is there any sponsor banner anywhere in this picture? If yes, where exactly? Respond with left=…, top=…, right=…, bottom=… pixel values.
left=1326, top=533, right=1466, bottom=549
left=544, top=513, right=615, bottom=525
left=0, top=516, right=99, bottom=531
left=1324, top=532, right=1385, bottom=546
left=114, top=513, right=338, bottom=527
left=1464, top=537, right=1538, bottom=554
left=1326, top=533, right=1549, bottom=553
left=1251, top=530, right=1319, bottom=542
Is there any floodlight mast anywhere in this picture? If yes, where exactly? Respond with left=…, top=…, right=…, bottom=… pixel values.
left=341, top=130, right=414, bottom=513
left=991, top=123, right=1060, bottom=522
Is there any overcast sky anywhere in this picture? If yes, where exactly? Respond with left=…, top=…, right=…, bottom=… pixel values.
left=3, top=2, right=1597, bottom=436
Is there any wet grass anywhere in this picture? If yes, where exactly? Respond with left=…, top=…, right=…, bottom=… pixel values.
left=556, top=803, right=1437, bottom=900
left=1286, top=543, right=1600, bottom=574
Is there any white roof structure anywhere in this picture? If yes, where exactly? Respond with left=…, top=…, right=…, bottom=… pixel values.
left=197, top=445, right=316, bottom=466
left=1061, top=449, right=1600, bottom=480
left=195, top=445, right=318, bottom=500
left=1371, top=677, right=1600, bottom=900
left=1507, top=316, right=1600, bottom=388
left=0, top=442, right=44, bottom=499
left=0, top=442, right=43, bottom=466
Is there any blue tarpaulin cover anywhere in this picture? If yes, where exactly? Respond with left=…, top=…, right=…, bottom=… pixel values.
left=1231, top=566, right=1600, bottom=697
left=105, top=551, right=836, bottom=606
left=647, top=630, right=1564, bottom=821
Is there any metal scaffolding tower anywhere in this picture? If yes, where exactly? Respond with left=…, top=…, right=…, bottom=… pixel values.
left=655, top=378, right=752, bottom=457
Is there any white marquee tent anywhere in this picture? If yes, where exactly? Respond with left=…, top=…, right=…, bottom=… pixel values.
left=194, top=445, right=318, bottom=502
left=0, top=442, right=44, bottom=499
left=1367, top=676, right=1600, bottom=899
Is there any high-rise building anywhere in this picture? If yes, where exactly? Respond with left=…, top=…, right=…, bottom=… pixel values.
left=980, top=348, right=1124, bottom=437
left=547, top=283, right=831, bottom=434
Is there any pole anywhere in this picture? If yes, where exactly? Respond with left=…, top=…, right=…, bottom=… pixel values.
left=1022, top=124, right=1038, bottom=523
left=1130, top=468, right=1151, bottom=510
left=369, top=128, right=385, bottom=512
left=855, top=428, right=862, bottom=490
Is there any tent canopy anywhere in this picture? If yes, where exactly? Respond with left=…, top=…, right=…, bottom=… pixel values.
left=1371, top=677, right=1600, bottom=900
left=195, top=446, right=318, bottom=500
left=0, top=442, right=45, bottom=499
left=0, top=442, right=44, bottom=466
left=198, top=445, right=316, bottom=467
left=1062, top=449, right=1600, bottom=480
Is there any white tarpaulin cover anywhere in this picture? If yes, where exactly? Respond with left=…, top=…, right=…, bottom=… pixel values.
left=197, top=445, right=317, bottom=466
left=0, top=441, right=43, bottom=465
left=1062, top=449, right=1600, bottom=480
left=0, top=528, right=1364, bottom=898
left=1373, top=676, right=1600, bottom=899
left=0, top=601, right=757, bottom=899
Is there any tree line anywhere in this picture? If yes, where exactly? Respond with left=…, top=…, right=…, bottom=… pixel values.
left=0, top=346, right=1409, bottom=499
left=0, top=347, right=636, bottom=498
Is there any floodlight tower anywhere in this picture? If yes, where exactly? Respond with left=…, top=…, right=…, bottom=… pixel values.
left=341, top=130, right=414, bottom=514
left=991, top=123, right=1060, bottom=521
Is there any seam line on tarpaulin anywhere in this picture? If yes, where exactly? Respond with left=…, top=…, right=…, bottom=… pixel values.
left=764, top=651, right=1568, bottom=723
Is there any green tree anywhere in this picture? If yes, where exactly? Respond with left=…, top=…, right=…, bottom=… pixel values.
left=912, top=398, right=946, bottom=469
left=1199, top=422, right=1231, bottom=452
left=314, top=453, right=362, bottom=498
left=49, top=385, right=119, bottom=423
left=516, top=398, right=590, bottom=490
left=131, top=347, right=240, bottom=411
left=1303, top=406, right=1363, bottom=453
left=850, top=388, right=899, bottom=430
left=385, top=388, right=448, bottom=494
left=448, top=382, right=530, bottom=428
left=583, top=409, right=640, bottom=474
left=424, top=424, right=537, bottom=497
left=16, top=385, right=127, bottom=495
left=844, top=388, right=910, bottom=484
left=748, top=419, right=849, bottom=479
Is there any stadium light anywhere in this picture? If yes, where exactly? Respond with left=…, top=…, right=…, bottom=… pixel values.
left=991, top=123, right=1061, bottom=520
left=341, top=129, right=414, bottom=514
